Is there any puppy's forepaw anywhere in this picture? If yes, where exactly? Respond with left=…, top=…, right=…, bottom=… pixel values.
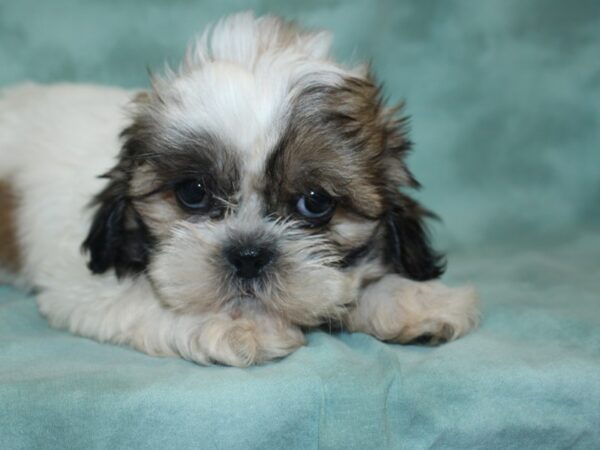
left=180, top=316, right=305, bottom=367
left=347, top=275, right=480, bottom=346
left=396, top=282, right=480, bottom=345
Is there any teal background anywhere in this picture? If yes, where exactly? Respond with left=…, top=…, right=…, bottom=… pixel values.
left=1, top=1, right=599, bottom=448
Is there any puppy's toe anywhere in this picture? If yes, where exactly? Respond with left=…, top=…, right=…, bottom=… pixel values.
left=405, top=323, right=455, bottom=346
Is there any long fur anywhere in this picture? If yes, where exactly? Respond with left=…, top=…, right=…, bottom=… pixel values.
left=0, top=12, right=479, bottom=366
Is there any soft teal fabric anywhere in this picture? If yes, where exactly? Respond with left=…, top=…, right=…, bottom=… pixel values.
left=1, top=1, right=599, bottom=448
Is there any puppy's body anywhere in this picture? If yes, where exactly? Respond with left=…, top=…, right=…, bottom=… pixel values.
left=0, top=13, right=478, bottom=366
left=0, top=84, right=130, bottom=285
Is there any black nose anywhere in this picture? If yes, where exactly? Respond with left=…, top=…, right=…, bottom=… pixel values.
left=226, top=246, right=274, bottom=279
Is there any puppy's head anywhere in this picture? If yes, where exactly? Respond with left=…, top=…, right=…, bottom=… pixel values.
left=83, top=13, right=444, bottom=325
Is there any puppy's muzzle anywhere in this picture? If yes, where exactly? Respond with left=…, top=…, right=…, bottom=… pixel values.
left=225, top=245, right=275, bottom=279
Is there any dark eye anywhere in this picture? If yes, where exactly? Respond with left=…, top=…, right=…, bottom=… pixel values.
left=296, top=190, right=335, bottom=222
left=174, top=179, right=211, bottom=212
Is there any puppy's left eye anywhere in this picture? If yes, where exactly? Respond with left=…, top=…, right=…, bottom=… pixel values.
left=174, top=179, right=212, bottom=212
left=296, top=191, right=335, bottom=222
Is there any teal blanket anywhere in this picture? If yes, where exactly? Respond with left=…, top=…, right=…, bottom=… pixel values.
left=1, top=1, right=599, bottom=448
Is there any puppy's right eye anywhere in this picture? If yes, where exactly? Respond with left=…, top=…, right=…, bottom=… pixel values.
left=296, top=190, right=335, bottom=223
left=174, top=179, right=212, bottom=212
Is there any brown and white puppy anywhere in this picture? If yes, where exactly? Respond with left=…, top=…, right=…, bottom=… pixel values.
left=0, top=12, right=478, bottom=366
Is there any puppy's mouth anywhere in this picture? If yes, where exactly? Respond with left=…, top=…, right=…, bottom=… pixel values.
left=230, top=281, right=268, bottom=303
left=224, top=294, right=262, bottom=318
left=223, top=277, right=277, bottom=310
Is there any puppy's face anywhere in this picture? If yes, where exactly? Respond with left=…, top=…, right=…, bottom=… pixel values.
left=83, top=17, right=444, bottom=326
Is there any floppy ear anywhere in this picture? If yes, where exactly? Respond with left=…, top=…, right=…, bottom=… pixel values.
left=384, top=197, right=446, bottom=281
left=377, top=100, right=445, bottom=281
left=82, top=172, right=154, bottom=278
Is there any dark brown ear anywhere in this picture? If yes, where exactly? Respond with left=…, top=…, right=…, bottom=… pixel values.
left=376, top=96, right=445, bottom=281
left=383, top=195, right=446, bottom=281
left=82, top=97, right=158, bottom=278
left=82, top=169, right=154, bottom=278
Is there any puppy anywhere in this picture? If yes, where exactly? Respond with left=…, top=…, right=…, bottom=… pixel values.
left=0, top=12, right=479, bottom=366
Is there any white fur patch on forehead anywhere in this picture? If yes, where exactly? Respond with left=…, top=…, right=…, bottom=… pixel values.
left=169, top=62, right=283, bottom=152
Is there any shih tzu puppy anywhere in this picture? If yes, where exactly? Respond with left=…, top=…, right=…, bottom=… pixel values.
left=0, top=12, right=479, bottom=366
